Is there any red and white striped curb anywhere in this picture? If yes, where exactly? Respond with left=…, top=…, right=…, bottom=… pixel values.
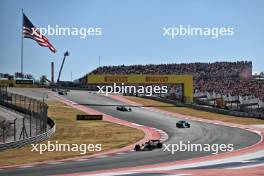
left=0, top=93, right=168, bottom=170
left=53, top=166, right=264, bottom=176
left=62, top=165, right=264, bottom=176
left=49, top=94, right=264, bottom=176
left=150, top=127, right=168, bottom=142
left=104, top=97, right=264, bottom=158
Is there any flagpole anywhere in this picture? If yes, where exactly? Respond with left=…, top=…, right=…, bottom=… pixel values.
left=21, top=8, right=24, bottom=75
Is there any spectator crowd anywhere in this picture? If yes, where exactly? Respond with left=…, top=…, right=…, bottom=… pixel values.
left=196, top=77, right=264, bottom=101
left=88, top=61, right=264, bottom=101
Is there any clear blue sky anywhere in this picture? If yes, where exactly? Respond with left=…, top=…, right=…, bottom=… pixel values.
left=0, top=0, right=263, bottom=81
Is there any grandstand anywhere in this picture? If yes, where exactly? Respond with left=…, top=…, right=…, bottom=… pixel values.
left=0, top=72, right=34, bottom=87
left=79, top=61, right=264, bottom=114
left=88, top=61, right=252, bottom=79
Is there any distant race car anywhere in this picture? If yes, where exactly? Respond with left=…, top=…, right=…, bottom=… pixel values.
left=134, top=140, right=163, bottom=151
left=116, top=106, right=132, bottom=112
left=58, top=89, right=67, bottom=95
left=176, top=120, right=190, bottom=128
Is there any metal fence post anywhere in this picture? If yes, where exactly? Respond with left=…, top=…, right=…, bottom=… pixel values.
left=14, top=118, right=17, bottom=141
left=29, top=112, right=32, bottom=137
left=2, top=127, right=5, bottom=143
left=0, top=87, right=51, bottom=143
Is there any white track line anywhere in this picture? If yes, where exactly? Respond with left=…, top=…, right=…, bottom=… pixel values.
left=94, top=155, right=108, bottom=159
left=48, top=162, right=64, bottom=165
left=116, top=152, right=128, bottom=155
left=131, top=123, right=142, bottom=126
left=18, top=165, right=34, bottom=168
left=228, top=163, right=264, bottom=169
left=75, top=158, right=90, bottom=162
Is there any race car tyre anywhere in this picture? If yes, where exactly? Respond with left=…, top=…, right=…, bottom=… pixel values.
left=134, top=144, right=141, bottom=151
left=148, top=145, right=154, bottom=151
left=157, top=142, right=163, bottom=148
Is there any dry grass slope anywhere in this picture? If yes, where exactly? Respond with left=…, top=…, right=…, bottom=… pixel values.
left=0, top=101, right=144, bottom=166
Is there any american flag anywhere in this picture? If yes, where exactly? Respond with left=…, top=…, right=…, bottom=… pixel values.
left=23, top=13, right=56, bottom=53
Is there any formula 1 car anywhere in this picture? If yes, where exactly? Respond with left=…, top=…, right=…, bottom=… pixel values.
left=134, top=140, right=163, bottom=151
left=58, top=89, right=67, bottom=95
left=176, top=120, right=190, bottom=128
left=116, top=106, right=132, bottom=112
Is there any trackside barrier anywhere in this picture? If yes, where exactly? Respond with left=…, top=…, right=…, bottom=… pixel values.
left=0, top=118, right=55, bottom=151
left=0, top=87, right=56, bottom=151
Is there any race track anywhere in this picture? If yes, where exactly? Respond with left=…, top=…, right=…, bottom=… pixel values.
left=0, top=89, right=261, bottom=176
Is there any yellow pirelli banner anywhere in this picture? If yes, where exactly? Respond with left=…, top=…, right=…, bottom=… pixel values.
left=0, top=80, right=34, bottom=88
left=87, top=75, right=193, bottom=103
left=0, top=80, right=15, bottom=87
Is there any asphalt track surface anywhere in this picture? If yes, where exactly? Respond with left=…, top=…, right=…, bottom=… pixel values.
left=0, top=89, right=261, bottom=176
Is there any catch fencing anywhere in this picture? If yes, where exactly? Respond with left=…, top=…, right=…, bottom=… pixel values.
left=0, top=86, right=55, bottom=150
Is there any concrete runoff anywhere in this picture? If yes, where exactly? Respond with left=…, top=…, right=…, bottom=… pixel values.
left=0, top=89, right=261, bottom=176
